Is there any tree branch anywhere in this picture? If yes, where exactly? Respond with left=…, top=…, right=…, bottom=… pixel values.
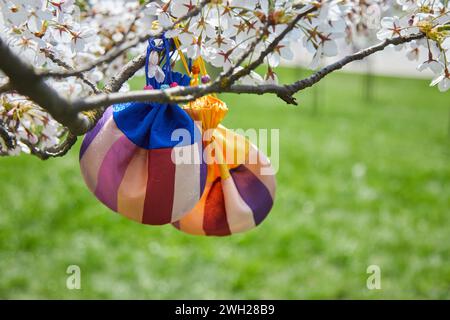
left=21, top=133, right=78, bottom=160
left=73, top=85, right=201, bottom=111
left=217, top=21, right=271, bottom=82
left=227, top=4, right=317, bottom=85
left=42, top=49, right=101, bottom=94
left=221, top=33, right=426, bottom=104
left=83, top=4, right=318, bottom=111
left=0, top=81, right=12, bottom=94
left=285, top=33, right=426, bottom=96
left=81, top=53, right=147, bottom=133
left=72, top=33, right=425, bottom=110
left=0, top=38, right=92, bottom=135
left=0, top=16, right=425, bottom=141
left=104, top=53, right=146, bottom=93
left=0, top=119, right=16, bottom=152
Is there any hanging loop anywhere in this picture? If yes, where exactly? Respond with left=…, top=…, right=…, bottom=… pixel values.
left=145, top=34, right=175, bottom=87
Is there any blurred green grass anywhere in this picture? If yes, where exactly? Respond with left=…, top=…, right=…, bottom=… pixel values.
left=0, top=67, right=449, bottom=299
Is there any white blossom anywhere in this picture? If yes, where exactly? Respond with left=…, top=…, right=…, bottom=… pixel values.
left=430, top=71, right=450, bottom=92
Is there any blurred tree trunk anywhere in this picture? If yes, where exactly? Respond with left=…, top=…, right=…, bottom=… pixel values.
left=448, top=107, right=450, bottom=140
left=364, top=58, right=374, bottom=103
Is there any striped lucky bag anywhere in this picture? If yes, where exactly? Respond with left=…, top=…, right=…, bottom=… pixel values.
left=172, top=95, right=277, bottom=236
left=79, top=36, right=206, bottom=225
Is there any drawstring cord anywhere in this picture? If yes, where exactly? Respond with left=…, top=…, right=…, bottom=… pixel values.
left=145, top=34, right=174, bottom=87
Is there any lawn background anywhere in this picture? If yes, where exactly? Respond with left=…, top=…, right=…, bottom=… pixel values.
left=0, top=67, right=449, bottom=299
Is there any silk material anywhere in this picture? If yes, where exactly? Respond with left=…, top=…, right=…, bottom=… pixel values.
left=80, top=106, right=206, bottom=226
left=173, top=126, right=277, bottom=236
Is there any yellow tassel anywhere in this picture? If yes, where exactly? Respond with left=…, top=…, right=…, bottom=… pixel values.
left=182, top=95, right=228, bottom=139
left=173, top=37, right=191, bottom=76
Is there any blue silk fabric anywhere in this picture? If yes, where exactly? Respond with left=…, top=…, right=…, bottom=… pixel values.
left=112, top=72, right=199, bottom=150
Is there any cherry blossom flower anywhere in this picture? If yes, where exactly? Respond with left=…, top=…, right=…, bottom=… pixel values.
left=145, top=1, right=172, bottom=28
left=430, top=69, right=450, bottom=92
left=397, top=0, right=418, bottom=11
left=264, top=67, right=279, bottom=85
left=442, top=38, right=450, bottom=52
left=377, top=16, right=408, bottom=40
left=170, top=0, right=198, bottom=19
left=70, top=27, right=97, bottom=52
left=189, top=14, right=216, bottom=39
left=51, top=78, right=83, bottom=100
left=406, top=40, right=420, bottom=61
left=268, top=40, right=294, bottom=68
left=417, top=59, right=444, bottom=74
left=234, top=67, right=264, bottom=85
left=26, top=2, right=52, bottom=33
left=147, top=51, right=165, bottom=83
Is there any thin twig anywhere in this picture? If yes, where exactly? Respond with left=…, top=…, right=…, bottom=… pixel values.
left=217, top=21, right=271, bottom=82
left=0, top=120, right=16, bottom=151
left=0, top=81, right=12, bottom=94
left=22, top=133, right=78, bottom=160
left=73, top=33, right=425, bottom=110
left=89, top=53, right=147, bottom=132
left=228, top=5, right=317, bottom=85
left=0, top=37, right=92, bottom=135
left=104, top=53, right=146, bottom=93
left=285, top=33, right=426, bottom=95
left=43, top=49, right=101, bottom=94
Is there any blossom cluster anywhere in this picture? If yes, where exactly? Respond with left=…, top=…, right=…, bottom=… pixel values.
left=376, top=1, right=450, bottom=92
left=146, top=0, right=449, bottom=86
left=0, top=0, right=449, bottom=156
left=0, top=0, right=149, bottom=154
